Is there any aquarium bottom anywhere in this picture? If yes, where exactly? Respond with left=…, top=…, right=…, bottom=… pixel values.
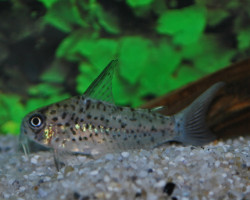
left=0, top=135, right=249, bottom=200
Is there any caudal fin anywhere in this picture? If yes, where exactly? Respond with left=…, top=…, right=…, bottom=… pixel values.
left=174, top=82, right=225, bottom=146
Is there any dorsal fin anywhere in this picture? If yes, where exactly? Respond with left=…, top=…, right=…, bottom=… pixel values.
left=84, top=60, right=118, bottom=103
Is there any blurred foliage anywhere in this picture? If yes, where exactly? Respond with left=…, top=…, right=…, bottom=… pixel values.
left=0, top=0, right=250, bottom=134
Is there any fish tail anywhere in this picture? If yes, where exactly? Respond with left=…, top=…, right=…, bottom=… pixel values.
left=173, top=82, right=225, bottom=146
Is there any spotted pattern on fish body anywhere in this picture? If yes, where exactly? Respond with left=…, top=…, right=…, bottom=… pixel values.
left=20, top=60, right=225, bottom=160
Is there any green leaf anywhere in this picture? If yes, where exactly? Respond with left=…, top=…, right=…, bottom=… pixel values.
left=0, top=94, right=25, bottom=134
left=156, top=6, right=206, bottom=45
left=96, top=5, right=120, bottom=34
left=38, top=0, right=58, bottom=8
left=28, top=83, right=63, bottom=97
left=181, top=35, right=235, bottom=74
left=140, top=40, right=182, bottom=96
left=56, top=31, right=97, bottom=60
left=2, top=121, right=20, bottom=135
left=119, top=36, right=152, bottom=84
left=41, top=63, right=65, bottom=83
left=43, top=0, right=86, bottom=32
left=76, top=62, right=97, bottom=94
left=112, top=76, right=132, bottom=105
left=237, top=28, right=250, bottom=50
left=88, top=39, right=118, bottom=69
left=126, top=0, right=154, bottom=7
left=207, top=9, right=229, bottom=26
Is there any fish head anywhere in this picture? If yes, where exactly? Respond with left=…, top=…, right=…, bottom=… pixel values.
left=20, top=106, right=52, bottom=147
left=20, top=97, right=81, bottom=148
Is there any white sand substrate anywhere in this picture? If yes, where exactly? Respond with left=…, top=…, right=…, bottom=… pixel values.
left=0, top=135, right=249, bottom=200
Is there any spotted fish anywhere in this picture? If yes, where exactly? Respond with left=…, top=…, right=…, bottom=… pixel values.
left=20, top=60, right=224, bottom=164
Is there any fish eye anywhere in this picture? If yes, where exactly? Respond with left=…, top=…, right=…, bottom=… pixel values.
left=29, top=114, right=44, bottom=128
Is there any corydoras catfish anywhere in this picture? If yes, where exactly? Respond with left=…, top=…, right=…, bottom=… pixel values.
left=20, top=60, right=224, bottom=166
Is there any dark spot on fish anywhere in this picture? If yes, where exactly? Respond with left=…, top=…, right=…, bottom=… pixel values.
left=105, top=131, right=109, bottom=136
left=70, top=127, right=76, bottom=135
left=39, top=107, right=49, bottom=114
left=84, top=137, right=88, bottom=140
left=126, top=130, right=130, bottom=134
left=161, top=131, right=166, bottom=137
left=81, top=96, right=85, bottom=100
left=79, top=137, right=82, bottom=141
left=55, top=138, right=60, bottom=142
left=72, top=138, right=76, bottom=142
left=105, top=119, right=109, bottom=123
left=135, top=192, right=141, bottom=198
left=103, top=106, right=106, bottom=111
left=131, top=130, right=134, bottom=134
left=71, top=105, right=75, bottom=110
left=130, top=118, right=137, bottom=121
left=119, top=107, right=123, bottom=111
left=177, top=123, right=180, bottom=127
left=89, top=134, right=92, bottom=137
left=62, top=112, right=67, bottom=119
left=138, top=123, right=142, bottom=127
left=50, top=110, right=56, bottom=115
left=121, top=123, right=127, bottom=128
left=87, top=114, right=91, bottom=119
left=96, top=101, right=102, bottom=109
left=124, top=137, right=127, bottom=141
left=151, top=137, right=155, bottom=143
left=57, top=123, right=63, bottom=127
left=85, top=124, right=89, bottom=129
left=80, top=118, right=84, bottom=122
left=117, top=134, right=121, bottom=137
left=100, top=116, right=104, bottom=121
left=52, top=117, right=58, bottom=122
left=130, top=108, right=135, bottom=112
left=151, top=126, right=157, bottom=132
left=85, top=100, right=91, bottom=110
left=112, top=135, right=116, bottom=139
left=92, top=125, right=95, bottom=129
left=143, top=133, right=147, bottom=137
left=24, top=130, right=27, bottom=135
left=75, top=117, right=79, bottom=124
left=94, top=116, right=98, bottom=120
left=134, top=135, right=137, bottom=139
left=65, top=122, right=70, bottom=127
left=71, top=113, right=76, bottom=120
left=95, top=133, right=98, bottom=136
left=163, top=182, right=176, bottom=196
left=137, top=140, right=140, bottom=145
left=56, top=103, right=60, bottom=108
left=63, top=104, right=68, bottom=109
left=112, top=116, right=116, bottom=120
left=79, top=108, right=84, bottom=113
left=118, top=119, right=122, bottom=123
left=148, top=168, right=153, bottom=173
left=76, top=100, right=79, bottom=105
